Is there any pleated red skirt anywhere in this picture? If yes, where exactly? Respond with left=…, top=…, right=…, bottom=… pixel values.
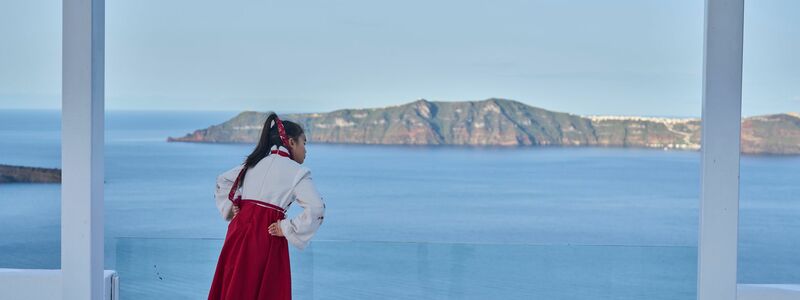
left=208, top=200, right=291, bottom=300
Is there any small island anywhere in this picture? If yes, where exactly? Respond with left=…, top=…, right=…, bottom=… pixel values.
left=168, top=98, right=800, bottom=155
left=0, top=164, right=61, bottom=184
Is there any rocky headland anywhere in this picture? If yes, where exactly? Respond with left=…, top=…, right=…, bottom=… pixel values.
left=0, top=164, right=61, bottom=183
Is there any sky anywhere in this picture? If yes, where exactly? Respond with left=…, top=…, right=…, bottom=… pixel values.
left=0, top=0, right=797, bottom=117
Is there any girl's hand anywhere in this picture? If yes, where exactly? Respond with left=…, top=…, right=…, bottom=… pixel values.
left=232, top=205, right=240, bottom=217
left=268, top=221, right=284, bottom=237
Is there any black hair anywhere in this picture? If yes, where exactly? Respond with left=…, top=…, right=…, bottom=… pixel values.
left=242, top=112, right=304, bottom=181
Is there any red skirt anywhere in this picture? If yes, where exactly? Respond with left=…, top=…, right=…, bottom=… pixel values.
left=208, top=200, right=291, bottom=300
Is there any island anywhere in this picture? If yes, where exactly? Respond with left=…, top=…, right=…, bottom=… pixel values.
left=168, top=98, right=800, bottom=155
left=0, top=164, right=61, bottom=183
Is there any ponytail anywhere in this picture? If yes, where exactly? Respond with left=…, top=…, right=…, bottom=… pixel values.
left=241, top=112, right=304, bottom=181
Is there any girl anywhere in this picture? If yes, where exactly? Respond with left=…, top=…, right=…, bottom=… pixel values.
left=208, top=112, right=325, bottom=300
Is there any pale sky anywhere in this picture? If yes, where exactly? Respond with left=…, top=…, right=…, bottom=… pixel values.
left=0, top=0, right=797, bottom=117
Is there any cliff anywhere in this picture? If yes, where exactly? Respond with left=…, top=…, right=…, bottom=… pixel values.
left=168, top=98, right=800, bottom=155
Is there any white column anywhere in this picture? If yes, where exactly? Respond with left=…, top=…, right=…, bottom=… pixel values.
left=697, top=0, right=744, bottom=300
left=62, top=0, right=104, bottom=299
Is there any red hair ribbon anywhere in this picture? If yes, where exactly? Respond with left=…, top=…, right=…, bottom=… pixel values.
left=273, top=114, right=293, bottom=159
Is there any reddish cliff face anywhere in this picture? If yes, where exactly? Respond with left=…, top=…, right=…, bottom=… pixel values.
left=168, top=98, right=800, bottom=155
left=741, top=113, right=800, bottom=154
left=167, top=131, right=207, bottom=142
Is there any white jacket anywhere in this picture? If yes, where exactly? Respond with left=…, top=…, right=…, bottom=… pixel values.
left=215, top=145, right=325, bottom=250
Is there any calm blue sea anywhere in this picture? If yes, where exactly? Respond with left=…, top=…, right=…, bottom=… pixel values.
left=0, top=110, right=798, bottom=299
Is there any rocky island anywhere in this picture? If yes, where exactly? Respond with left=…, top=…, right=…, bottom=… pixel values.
left=0, top=164, right=61, bottom=183
left=168, top=98, right=800, bottom=155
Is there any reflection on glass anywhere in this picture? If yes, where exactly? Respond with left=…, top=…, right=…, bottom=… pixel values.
left=115, top=238, right=696, bottom=299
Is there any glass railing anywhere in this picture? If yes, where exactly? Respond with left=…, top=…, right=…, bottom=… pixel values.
left=111, top=237, right=697, bottom=299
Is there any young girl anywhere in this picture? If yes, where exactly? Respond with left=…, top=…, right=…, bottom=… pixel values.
left=208, top=112, right=325, bottom=300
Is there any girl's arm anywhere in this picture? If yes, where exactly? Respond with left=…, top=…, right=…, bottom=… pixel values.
left=278, top=169, right=325, bottom=250
left=214, top=165, right=244, bottom=221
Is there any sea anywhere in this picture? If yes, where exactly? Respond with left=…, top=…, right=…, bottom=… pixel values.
left=0, top=110, right=798, bottom=299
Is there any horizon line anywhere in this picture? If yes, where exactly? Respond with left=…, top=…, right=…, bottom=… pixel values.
left=2, top=107, right=796, bottom=120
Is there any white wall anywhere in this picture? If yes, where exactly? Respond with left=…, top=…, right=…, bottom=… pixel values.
left=738, top=284, right=800, bottom=300
left=0, top=269, right=117, bottom=300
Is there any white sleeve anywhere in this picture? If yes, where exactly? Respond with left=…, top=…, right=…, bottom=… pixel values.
left=279, top=168, right=326, bottom=250
left=215, top=165, right=244, bottom=221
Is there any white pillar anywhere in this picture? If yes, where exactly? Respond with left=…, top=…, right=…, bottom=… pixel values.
left=697, top=0, right=744, bottom=300
left=62, top=0, right=104, bottom=299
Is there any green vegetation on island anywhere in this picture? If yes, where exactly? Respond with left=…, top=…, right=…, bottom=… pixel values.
left=0, top=164, right=61, bottom=183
